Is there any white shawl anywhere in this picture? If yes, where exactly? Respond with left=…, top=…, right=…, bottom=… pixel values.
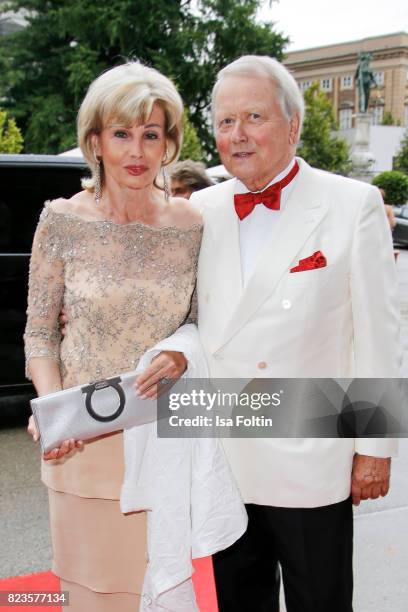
left=121, top=324, right=247, bottom=611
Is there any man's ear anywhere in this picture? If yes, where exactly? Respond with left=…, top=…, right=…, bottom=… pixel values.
left=289, top=114, right=300, bottom=145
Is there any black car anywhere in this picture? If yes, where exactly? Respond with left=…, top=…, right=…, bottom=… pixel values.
left=0, top=154, right=88, bottom=422
left=393, top=204, right=408, bottom=247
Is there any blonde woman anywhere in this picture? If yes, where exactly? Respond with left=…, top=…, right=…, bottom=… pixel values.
left=25, top=62, right=202, bottom=611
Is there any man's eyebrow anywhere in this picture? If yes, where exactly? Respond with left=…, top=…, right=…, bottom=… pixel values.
left=244, top=105, right=266, bottom=112
left=215, top=106, right=266, bottom=116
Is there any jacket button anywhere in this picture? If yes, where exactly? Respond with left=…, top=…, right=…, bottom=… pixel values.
left=257, top=361, right=268, bottom=370
left=282, top=299, right=292, bottom=309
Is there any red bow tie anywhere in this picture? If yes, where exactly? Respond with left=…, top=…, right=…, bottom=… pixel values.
left=234, top=160, right=299, bottom=220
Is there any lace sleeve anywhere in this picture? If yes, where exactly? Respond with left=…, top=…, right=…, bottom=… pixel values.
left=185, top=283, right=198, bottom=325
left=24, top=206, right=65, bottom=378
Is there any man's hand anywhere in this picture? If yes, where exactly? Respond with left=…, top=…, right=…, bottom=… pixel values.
left=351, top=454, right=391, bottom=506
left=135, top=351, right=188, bottom=399
left=59, top=306, right=68, bottom=337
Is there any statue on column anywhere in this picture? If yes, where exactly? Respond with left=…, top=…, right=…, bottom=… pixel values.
left=355, top=52, right=377, bottom=113
left=351, top=52, right=377, bottom=180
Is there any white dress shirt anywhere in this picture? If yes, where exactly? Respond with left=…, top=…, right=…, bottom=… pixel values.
left=236, top=158, right=298, bottom=286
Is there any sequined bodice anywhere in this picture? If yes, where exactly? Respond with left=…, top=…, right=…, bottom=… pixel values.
left=25, top=204, right=202, bottom=389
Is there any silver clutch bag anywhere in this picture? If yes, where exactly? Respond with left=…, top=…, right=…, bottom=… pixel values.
left=31, top=371, right=156, bottom=453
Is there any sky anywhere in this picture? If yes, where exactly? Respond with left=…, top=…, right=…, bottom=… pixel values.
left=259, top=0, right=408, bottom=51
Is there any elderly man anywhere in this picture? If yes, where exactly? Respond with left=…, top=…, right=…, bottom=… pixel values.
left=189, top=56, right=401, bottom=612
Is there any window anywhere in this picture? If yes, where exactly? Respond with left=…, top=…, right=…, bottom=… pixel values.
left=405, top=104, right=408, bottom=126
left=339, top=108, right=353, bottom=129
left=300, top=80, right=311, bottom=92
left=320, top=78, right=332, bottom=92
left=0, top=163, right=88, bottom=253
left=373, top=71, right=384, bottom=86
left=371, top=105, right=384, bottom=125
left=340, top=75, right=353, bottom=90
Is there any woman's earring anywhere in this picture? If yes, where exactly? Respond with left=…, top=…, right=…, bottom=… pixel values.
left=162, top=165, right=170, bottom=202
left=162, top=149, right=170, bottom=202
left=93, top=149, right=101, bottom=206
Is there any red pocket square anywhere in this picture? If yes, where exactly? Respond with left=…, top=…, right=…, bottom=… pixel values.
left=290, top=250, right=327, bottom=273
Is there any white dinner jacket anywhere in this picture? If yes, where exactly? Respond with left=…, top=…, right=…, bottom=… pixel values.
left=190, top=157, right=402, bottom=508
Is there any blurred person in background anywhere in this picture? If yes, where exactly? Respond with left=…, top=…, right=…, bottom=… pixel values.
left=379, top=188, right=399, bottom=260
left=379, top=188, right=397, bottom=231
left=170, top=159, right=214, bottom=199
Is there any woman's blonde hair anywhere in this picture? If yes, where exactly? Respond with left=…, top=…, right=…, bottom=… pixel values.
left=77, top=61, right=184, bottom=191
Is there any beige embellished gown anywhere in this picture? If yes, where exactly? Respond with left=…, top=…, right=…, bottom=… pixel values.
left=24, top=203, right=202, bottom=610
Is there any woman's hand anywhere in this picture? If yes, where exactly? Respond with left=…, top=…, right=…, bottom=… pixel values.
left=27, top=414, right=40, bottom=442
left=27, top=414, right=84, bottom=460
left=135, top=351, right=188, bottom=399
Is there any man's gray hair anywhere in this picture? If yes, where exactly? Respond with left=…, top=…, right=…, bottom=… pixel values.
left=211, top=55, right=305, bottom=130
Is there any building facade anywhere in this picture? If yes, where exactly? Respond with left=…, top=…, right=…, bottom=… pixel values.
left=284, top=32, right=408, bottom=128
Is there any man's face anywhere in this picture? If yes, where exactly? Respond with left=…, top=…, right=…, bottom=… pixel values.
left=213, top=75, right=299, bottom=191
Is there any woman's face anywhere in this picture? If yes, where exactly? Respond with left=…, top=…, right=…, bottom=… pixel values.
left=93, top=103, right=167, bottom=192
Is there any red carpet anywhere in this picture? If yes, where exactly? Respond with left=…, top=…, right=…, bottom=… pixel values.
left=0, top=557, right=218, bottom=611
left=192, top=557, right=219, bottom=612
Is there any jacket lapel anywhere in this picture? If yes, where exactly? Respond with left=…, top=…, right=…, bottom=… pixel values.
left=214, top=160, right=329, bottom=351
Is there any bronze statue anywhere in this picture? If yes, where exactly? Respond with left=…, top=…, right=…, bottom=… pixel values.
left=355, top=52, right=377, bottom=113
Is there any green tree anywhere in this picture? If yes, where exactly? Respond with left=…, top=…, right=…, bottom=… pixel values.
left=297, top=82, right=350, bottom=174
left=0, top=0, right=287, bottom=159
left=394, top=129, right=408, bottom=174
left=0, top=108, right=23, bottom=153
left=381, top=111, right=400, bottom=126
left=372, top=170, right=408, bottom=205
left=180, top=110, right=203, bottom=161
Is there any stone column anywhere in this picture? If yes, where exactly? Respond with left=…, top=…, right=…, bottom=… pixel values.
left=350, top=113, right=375, bottom=182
